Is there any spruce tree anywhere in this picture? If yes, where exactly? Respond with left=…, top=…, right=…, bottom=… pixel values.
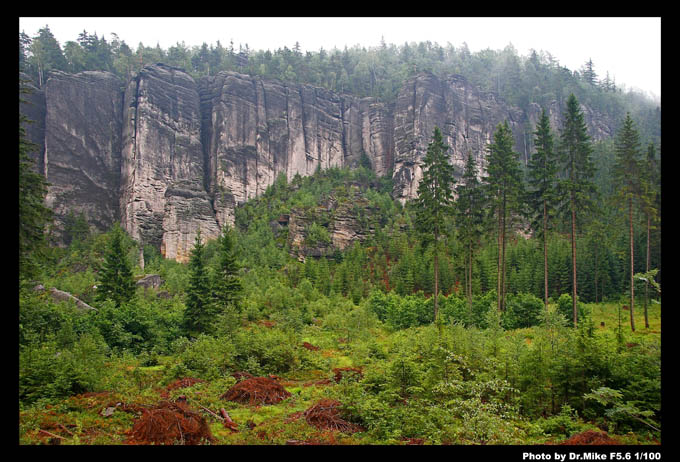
left=484, top=121, right=524, bottom=312
left=212, top=225, right=243, bottom=311
left=414, top=126, right=456, bottom=321
left=183, top=229, right=215, bottom=336
left=527, top=109, right=559, bottom=309
left=455, top=152, right=486, bottom=308
left=558, top=94, right=596, bottom=327
left=612, top=113, right=643, bottom=331
left=95, top=223, right=135, bottom=307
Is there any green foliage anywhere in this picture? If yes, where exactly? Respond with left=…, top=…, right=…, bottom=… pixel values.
left=170, top=334, right=236, bottom=381
left=95, top=224, right=136, bottom=307
left=19, top=332, right=109, bottom=404
left=502, top=293, right=544, bottom=329
left=534, top=404, right=592, bottom=437
left=211, top=225, right=243, bottom=311
left=231, top=327, right=299, bottom=374
left=183, top=229, right=216, bottom=337
left=305, top=222, right=331, bottom=247
left=556, top=293, right=589, bottom=325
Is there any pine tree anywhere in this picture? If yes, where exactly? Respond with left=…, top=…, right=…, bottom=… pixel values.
left=95, top=223, right=135, bottom=307
left=415, top=126, right=456, bottom=321
left=455, top=152, right=486, bottom=308
left=212, top=225, right=243, bottom=312
left=612, top=113, right=643, bottom=331
left=183, top=229, right=215, bottom=336
left=527, top=109, right=559, bottom=308
left=485, top=121, right=524, bottom=312
left=558, top=94, right=596, bottom=327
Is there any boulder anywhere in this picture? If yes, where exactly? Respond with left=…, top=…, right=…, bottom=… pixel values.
left=49, top=287, right=98, bottom=312
left=136, top=274, right=163, bottom=289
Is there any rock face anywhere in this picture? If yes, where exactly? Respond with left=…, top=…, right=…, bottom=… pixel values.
left=42, top=70, right=123, bottom=240
left=119, top=64, right=220, bottom=262
left=23, top=65, right=621, bottom=261
left=285, top=184, right=378, bottom=261
left=390, top=72, right=619, bottom=203
left=198, top=71, right=393, bottom=225
left=19, top=74, right=46, bottom=172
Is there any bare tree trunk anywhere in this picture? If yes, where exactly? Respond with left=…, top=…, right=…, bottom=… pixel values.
left=497, top=206, right=503, bottom=312
left=543, top=200, right=549, bottom=309
left=594, top=242, right=599, bottom=304
left=434, top=233, right=439, bottom=321
left=644, top=214, right=650, bottom=329
left=468, top=241, right=473, bottom=309
left=629, top=197, right=636, bottom=332
left=571, top=194, right=578, bottom=328
left=501, top=197, right=507, bottom=312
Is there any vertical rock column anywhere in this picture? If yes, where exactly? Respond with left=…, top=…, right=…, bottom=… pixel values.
left=120, top=64, right=219, bottom=262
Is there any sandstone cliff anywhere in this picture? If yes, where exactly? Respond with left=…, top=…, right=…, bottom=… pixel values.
left=42, top=70, right=123, bottom=241
left=119, top=64, right=220, bottom=262
left=24, top=64, right=618, bottom=261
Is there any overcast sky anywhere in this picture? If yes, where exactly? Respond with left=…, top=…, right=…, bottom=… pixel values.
left=19, top=17, right=661, bottom=100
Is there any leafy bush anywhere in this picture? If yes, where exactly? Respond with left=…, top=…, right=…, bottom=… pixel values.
left=367, top=290, right=431, bottom=330
left=172, top=334, right=236, bottom=380
left=502, top=292, right=544, bottom=329
left=232, top=327, right=299, bottom=374
left=556, top=293, right=589, bottom=324
left=439, top=294, right=469, bottom=325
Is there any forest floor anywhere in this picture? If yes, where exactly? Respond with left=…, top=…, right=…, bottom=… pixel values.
left=18, top=301, right=661, bottom=446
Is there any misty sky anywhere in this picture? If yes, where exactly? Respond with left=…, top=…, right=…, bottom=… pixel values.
left=19, top=17, right=661, bottom=100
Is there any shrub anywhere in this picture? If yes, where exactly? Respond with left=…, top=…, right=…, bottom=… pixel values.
left=556, top=293, right=589, bottom=325
left=232, top=327, right=299, bottom=374
left=175, top=334, right=236, bottom=380
left=19, top=332, right=109, bottom=404
left=439, top=294, right=469, bottom=325
left=503, top=292, right=544, bottom=329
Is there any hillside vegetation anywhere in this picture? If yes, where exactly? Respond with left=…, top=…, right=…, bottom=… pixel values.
left=19, top=164, right=660, bottom=445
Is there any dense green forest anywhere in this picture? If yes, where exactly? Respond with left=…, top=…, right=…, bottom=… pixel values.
left=18, top=27, right=661, bottom=447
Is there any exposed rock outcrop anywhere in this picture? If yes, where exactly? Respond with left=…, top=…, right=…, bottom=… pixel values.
left=48, top=287, right=98, bottom=312
left=198, top=71, right=394, bottom=224
left=286, top=184, right=379, bottom=261
left=23, top=65, right=623, bottom=261
left=42, top=70, right=124, bottom=240
left=119, top=64, right=220, bottom=261
left=136, top=274, right=163, bottom=289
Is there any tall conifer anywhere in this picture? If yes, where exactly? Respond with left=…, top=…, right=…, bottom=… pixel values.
left=212, top=225, right=243, bottom=311
left=558, top=94, right=596, bottom=327
left=485, top=121, right=524, bottom=312
left=455, top=152, right=486, bottom=308
left=184, top=229, right=215, bottom=336
left=640, top=143, right=660, bottom=328
left=415, top=127, right=455, bottom=321
left=612, top=113, right=643, bottom=331
left=527, top=109, right=559, bottom=309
